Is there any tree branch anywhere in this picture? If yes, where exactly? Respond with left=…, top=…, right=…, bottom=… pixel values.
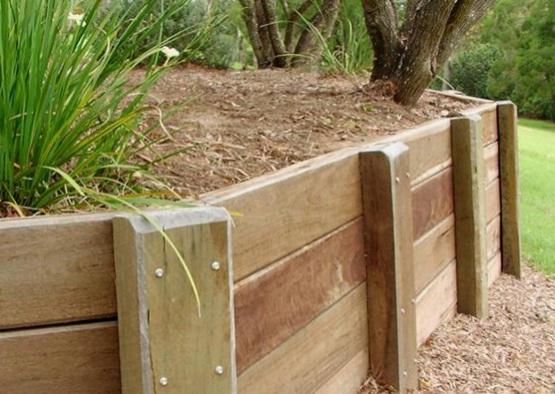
left=437, top=0, right=496, bottom=65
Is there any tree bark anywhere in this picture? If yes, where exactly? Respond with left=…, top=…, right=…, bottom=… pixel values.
left=361, top=0, right=400, bottom=80
left=260, top=0, right=288, bottom=67
left=363, top=0, right=495, bottom=106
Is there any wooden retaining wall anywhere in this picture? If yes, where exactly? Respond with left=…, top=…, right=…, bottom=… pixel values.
left=0, top=102, right=520, bottom=393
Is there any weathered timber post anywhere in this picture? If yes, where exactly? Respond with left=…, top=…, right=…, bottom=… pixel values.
left=359, top=143, right=418, bottom=392
left=497, top=101, right=522, bottom=279
left=451, top=115, right=489, bottom=319
left=113, top=207, right=236, bottom=394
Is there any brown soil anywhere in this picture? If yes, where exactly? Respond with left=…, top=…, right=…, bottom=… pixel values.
left=360, top=265, right=555, bottom=393
left=140, top=66, right=474, bottom=198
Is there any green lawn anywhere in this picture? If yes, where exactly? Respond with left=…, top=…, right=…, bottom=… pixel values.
left=518, top=118, right=555, bottom=275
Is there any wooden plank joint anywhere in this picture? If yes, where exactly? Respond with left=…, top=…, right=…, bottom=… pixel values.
left=359, top=143, right=418, bottom=392
left=497, top=101, right=522, bottom=278
left=451, top=116, right=489, bottom=319
left=113, top=207, right=237, bottom=394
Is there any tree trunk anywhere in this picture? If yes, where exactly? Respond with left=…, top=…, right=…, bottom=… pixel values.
left=240, top=0, right=341, bottom=69
left=363, top=0, right=495, bottom=106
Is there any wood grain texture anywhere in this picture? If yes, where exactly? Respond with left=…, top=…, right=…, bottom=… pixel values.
left=484, top=143, right=500, bottom=184
left=113, top=208, right=236, bottom=394
left=360, top=143, right=418, bottom=391
left=413, top=214, right=456, bottom=293
left=0, top=214, right=116, bottom=329
left=315, top=349, right=369, bottom=394
left=498, top=102, right=522, bottom=278
left=451, top=116, right=488, bottom=319
left=415, top=261, right=457, bottom=346
left=202, top=148, right=362, bottom=281
left=486, top=178, right=501, bottom=222
left=400, top=121, right=452, bottom=186
left=487, top=216, right=502, bottom=261
left=234, top=218, right=366, bottom=373
left=481, top=110, right=499, bottom=146
left=0, top=321, right=120, bottom=393
left=412, top=167, right=454, bottom=241
left=488, top=253, right=502, bottom=288
left=461, top=103, right=498, bottom=146
left=238, top=284, right=368, bottom=394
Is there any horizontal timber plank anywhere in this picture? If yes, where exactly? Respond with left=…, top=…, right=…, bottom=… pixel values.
left=315, top=349, right=369, bottom=394
left=234, top=218, right=366, bottom=372
left=412, top=167, right=454, bottom=241
left=238, top=284, right=368, bottom=394
left=415, top=260, right=457, bottom=346
left=413, top=214, right=456, bottom=293
left=484, top=143, right=500, bottom=184
left=0, top=321, right=120, bottom=393
left=202, top=148, right=362, bottom=281
left=487, top=215, right=502, bottom=261
left=0, top=214, right=116, bottom=329
left=488, top=253, right=502, bottom=288
left=486, top=179, right=501, bottom=223
left=400, top=121, right=452, bottom=186
left=461, top=103, right=499, bottom=146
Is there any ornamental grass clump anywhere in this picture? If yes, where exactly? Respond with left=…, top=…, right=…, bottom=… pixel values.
left=0, top=0, right=191, bottom=216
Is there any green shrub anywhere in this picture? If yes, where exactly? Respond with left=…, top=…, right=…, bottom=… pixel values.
left=449, top=44, right=500, bottom=98
left=0, top=0, right=189, bottom=214
left=115, top=0, right=245, bottom=68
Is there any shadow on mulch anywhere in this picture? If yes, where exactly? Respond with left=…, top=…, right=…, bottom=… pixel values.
left=360, top=264, right=555, bottom=393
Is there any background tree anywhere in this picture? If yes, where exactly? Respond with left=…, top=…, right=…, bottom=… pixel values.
left=447, top=0, right=554, bottom=120
left=362, top=0, right=495, bottom=105
left=239, top=0, right=342, bottom=68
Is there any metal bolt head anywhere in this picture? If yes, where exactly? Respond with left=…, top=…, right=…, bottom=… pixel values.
left=159, top=376, right=168, bottom=386
left=395, top=176, right=400, bottom=183
left=211, top=261, right=221, bottom=271
left=214, top=365, right=224, bottom=375
left=154, top=268, right=164, bottom=278
left=403, top=371, right=408, bottom=377
left=400, top=308, right=406, bottom=314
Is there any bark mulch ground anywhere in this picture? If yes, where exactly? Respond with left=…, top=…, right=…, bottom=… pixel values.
left=139, top=66, right=473, bottom=198
left=360, top=265, right=555, bottom=393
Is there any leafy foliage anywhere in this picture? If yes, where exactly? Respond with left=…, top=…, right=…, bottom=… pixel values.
left=449, top=0, right=554, bottom=120
left=0, top=0, right=190, bottom=214
left=116, top=0, right=246, bottom=68
left=449, top=44, right=500, bottom=98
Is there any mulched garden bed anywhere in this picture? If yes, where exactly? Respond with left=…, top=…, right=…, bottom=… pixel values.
left=139, top=66, right=474, bottom=198
left=360, top=265, right=555, bottom=393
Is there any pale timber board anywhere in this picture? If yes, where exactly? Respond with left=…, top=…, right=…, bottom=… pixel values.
left=315, top=349, right=369, bottom=394
left=484, top=143, right=500, bottom=184
left=0, top=321, right=120, bottom=393
left=488, top=253, right=502, bottom=288
left=202, top=149, right=362, bottom=281
left=413, top=214, right=456, bottom=293
left=0, top=214, right=116, bottom=329
left=487, top=215, right=502, bottom=261
left=486, top=178, right=501, bottom=223
left=234, top=218, right=366, bottom=372
left=237, top=284, right=368, bottom=394
left=415, top=260, right=458, bottom=347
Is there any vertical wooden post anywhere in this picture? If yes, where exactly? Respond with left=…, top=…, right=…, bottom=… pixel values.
left=360, top=143, right=418, bottom=392
left=113, top=207, right=236, bottom=394
left=451, top=116, right=488, bottom=319
left=497, top=101, right=522, bottom=278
